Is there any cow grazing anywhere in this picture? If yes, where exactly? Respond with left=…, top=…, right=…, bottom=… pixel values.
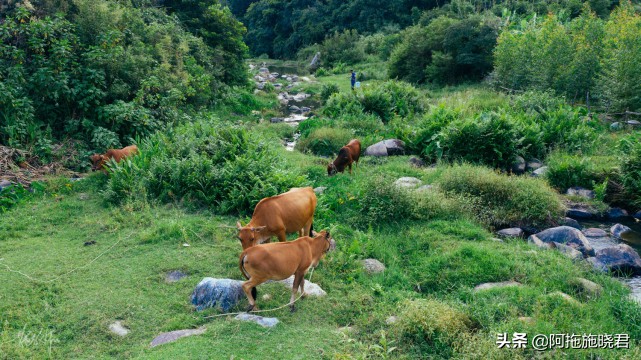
left=236, top=187, right=317, bottom=250
left=327, top=139, right=361, bottom=176
left=90, top=145, right=139, bottom=172
left=239, top=230, right=335, bottom=312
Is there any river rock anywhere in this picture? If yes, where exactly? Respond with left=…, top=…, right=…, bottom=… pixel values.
left=559, top=217, right=582, bottom=230
left=531, top=166, right=548, bottom=177
left=566, top=187, right=595, bottom=199
left=235, top=313, right=279, bottom=328
left=409, top=156, right=426, bottom=168
left=278, top=275, right=326, bottom=296
left=191, top=278, right=244, bottom=312
left=386, top=316, right=398, bottom=325
left=551, top=242, right=584, bottom=261
left=309, top=52, right=321, bottom=71
left=511, top=156, right=526, bottom=174
left=313, top=186, right=327, bottom=194
left=590, top=244, right=641, bottom=275
left=610, top=122, right=622, bottom=130
left=109, top=321, right=129, bottom=337
left=606, top=208, right=629, bottom=220
left=289, top=105, right=300, bottom=112
left=256, top=82, right=265, bottom=90
left=416, top=185, right=433, bottom=192
left=526, top=159, right=543, bottom=171
left=611, top=223, right=632, bottom=239
left=497, top=228, right=524, bottom=239
left=634, top=211, right=641, bottom=220
left=364, top=139, right=405, bottom=157
left=270, top=117, right=284, bottom=123
left=150, top=328, right=206, bottom=347
left=362, top=259, right=385, bottom=274
left=394, top=177, right=422, bottom=189
left=528, top=226, right=594, bottom=257
left=548, top=291, right=581, bottom=305
left=583, top=228, right=607, bottom=238
left=566, top=207, right=598, bottom=220
left=473, top=281, right=522, bottom=292
left=570, top=278, right=603, bottom=298
left=301, top=106, right=311, bottom=113
left=165, top=270, right=187, bottom=283
left=627, top=120, right=641, bottom=127
left=259, top=67, right=269, bottom=73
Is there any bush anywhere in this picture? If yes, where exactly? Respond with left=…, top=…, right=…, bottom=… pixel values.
left=545, top=151, right=618, bottom=192
left=320, top=29, right=366, bottom=66
left=438, top=164, right=564, bottom=228
left=440, top=113, right=520, bottom=169
left=619, top=141, right=641, bottom=208
left=393, top=299, right=471, bottom=356
left=320, top=84, right=340, bottom=103
left=106, top=120, right=306, bottom=214
left=295, top=127, right=353, bottom=157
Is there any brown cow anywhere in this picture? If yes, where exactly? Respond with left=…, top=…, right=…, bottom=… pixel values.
left=327, top=139, right=361, bottom=176
left=90, top=145, right=139, bottom=172
left=236, top=187, right=317, bottom=250
left=239, top=230, right=335, bottom=312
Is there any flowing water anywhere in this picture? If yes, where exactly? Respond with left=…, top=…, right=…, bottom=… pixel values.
left=579, top=219, right=641, bottom=302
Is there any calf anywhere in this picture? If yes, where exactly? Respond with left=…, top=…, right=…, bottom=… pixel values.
left=239, top=230, right=335, bottom=312
left=327, top=139, right=361, bottom=176
left=236, top=187, right=317, bottom=250
left=90, top=145, right=139, bottom=172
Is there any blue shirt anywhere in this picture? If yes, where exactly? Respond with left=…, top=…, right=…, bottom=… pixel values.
left=351, top=72, right=356, bottom=83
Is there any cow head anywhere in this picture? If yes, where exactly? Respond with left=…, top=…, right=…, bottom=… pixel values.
left=314, top=230, right=336, bottom=253
left=327, top=163, right=338, bottom=176
left=90, top=154, right=108, bottom=171
left=236, top=221, right=266, bottom=250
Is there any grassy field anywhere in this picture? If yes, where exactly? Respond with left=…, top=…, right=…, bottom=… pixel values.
left=2, top=69, right=641, bottom=359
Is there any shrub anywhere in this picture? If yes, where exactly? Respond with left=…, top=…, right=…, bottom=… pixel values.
left=319, top=29, right=366, bottom=66
left=106, top=121, right=306, bottom=214
left=295, top=127, right=353, bottom=157
left=439, top=112, right=521, bottom=169
left=545, top=151, right=618, bottom=191
left=393, top=105, right=459, bottom=161
left=393, top=299, right=472, bottom=356
left=320, top=84, right=340, bottom=103
left=620, top=141, right=641, bottom=208
left=438, top=164, right=564, bottom=228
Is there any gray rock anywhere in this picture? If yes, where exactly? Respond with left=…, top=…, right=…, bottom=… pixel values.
left=583, top=228, right=607, bottom=238
left=552, top=242, right=584, bottom=261
left=548, top=291, right=581, bottom=305
left=634, top=211, right=641, bottom=220
left=531, top=166, right=548, bottom=177
left=273, top=83, right=283, bottom=88
left=570, top=278, right=603, bottom=298
left=611, top=223, right=632, bottom=239
left=256, top=82, right=265, bottom=90
left=362, top=259, right=385, bottom=274
left=593, top=244, right=641, bottom=275
left=394, top=177, right=422, bottom=189
left=474, top=281, right=522, bottom=292
left=559, top=217, right=582, bottom=230
left=278, top=275, right=326, bottom=296
left=566, top=187, right=595, bottom=199
left=270, top=117, right=284, bottom=123
left=191, top=278, right=245, bottom=312
left=300, top=107, right=311, bottom=113
left=497, top=228, right=524, bottom=239
left=150, top=328, right=206, bottom=347
left=364, top=139, right=405, bottom=157
left=286, top=77, right=293, bottom=82
left=610, top=122, right=622, bottom=130
left=587, top=257, right=607, bottom=272
left=78, top=193, right=89, bottom=201
left=309, top=52, right=321, bottom=71
left=627, top=120, right=641, bottom=127
left=0, top=180, right=13, bottom=191
left=165, top=270, right=187, bottom=283
left=529, top=226, right=594, bottom=257
left=528, top=234, right=550, bottom=249
left=259, top=67, right=269, bottom=73
left=566, top=207, right=597, bottom=220
left=416, top=185, right=433, bottom=192
left=313, top=186, right=327, bottom=194
left=606, top=208, right=629, bottom=220
left=235, top=313, right=279, bottom=328
left=511, top=156, right=526, bottom=174
left=109, top=321, right=129, bottom=337
left=526, top=159, right=543, bottom=171
left=386, top=316, right=398, bottom=325
left=409, top=156, right=426, bottom=168
left=289, top=105, right=300, bottom=112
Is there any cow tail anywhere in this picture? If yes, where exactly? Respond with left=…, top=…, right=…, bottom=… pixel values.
left=310, top=222, right=314, bottom=236
left=239, top=254, right=250, bottom=280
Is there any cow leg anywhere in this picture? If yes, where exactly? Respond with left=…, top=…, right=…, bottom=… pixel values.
left=290, top=272, right=305, bottom=312
left=242, top=277, right=265, bottom=312
left=349, top=163, right=353, bottom=175
left=303, top=219, right=313, bottom=236
left=299, top=277, right=307, bottom=299
left=276, top=229, right=287, bottom=243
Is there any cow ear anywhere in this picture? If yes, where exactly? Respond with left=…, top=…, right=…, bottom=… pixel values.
left=236, top=221, right=242, bottom=230
left=252, top=226, right=266, bottom=232
left=325, top=231, right=330, bottom=239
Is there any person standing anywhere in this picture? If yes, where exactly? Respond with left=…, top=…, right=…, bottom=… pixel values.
left=350, top=70, right=356, bottom=90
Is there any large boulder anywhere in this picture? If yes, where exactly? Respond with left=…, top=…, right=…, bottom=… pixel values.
left=611, top=223, right=632, bottom=239
left=582, top=228, right=607, bottom=238
left=531, top=166, right=548, bottom=177
left=528, top=226, right=595, bottom=257
left=511, top=156, right=526, bottom=174
left=559, top=217, right=582, bottom=230
left=191, top=278, right=244, bottom=312
left=551, top=242, right=584, bottom=261
left=309, top=52, right=321, bottom=71
left=409, top=156, right=427, bottom=168
left=566, top=187, right=595, bottom=199
left=497, top=228, right=524, bottom=239
left=590, top=244, right=641, bottom=275
left=364, top=139, right=405, bottom=157
left=566, top=206, right=598, bottom=220
left=362, top=259, right=386, bottom=274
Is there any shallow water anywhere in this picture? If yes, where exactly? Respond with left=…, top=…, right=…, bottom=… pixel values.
left=267, top=63, right=310, bottom=76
